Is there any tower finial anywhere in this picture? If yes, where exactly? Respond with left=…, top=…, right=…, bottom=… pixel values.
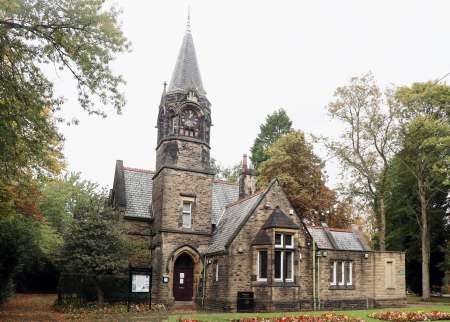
left=186, top=5, right=191, bottom=32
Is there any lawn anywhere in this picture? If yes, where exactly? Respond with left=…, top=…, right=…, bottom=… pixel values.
left=1, top=294, right=449, bottom=321
left=168, top=305, right=450, bottom=322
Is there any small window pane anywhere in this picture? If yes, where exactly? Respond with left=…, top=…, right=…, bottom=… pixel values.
left=285, top=251, right=293, bottom=281
left=285, top=235, right=293, bottom=248
left=258, top=250, right=268, bottom=279
left=275, top=233, right=282, bottom=246
left=346, top=261, right=352, bottom=285
left=330, top=261, right=337, bottom=285
left=274, top=250, right=282, bottom=279
left=182, top=213, right=191, bottom=228
left=182, top=201, right=191, bottom=213
left=339, top=261, right=345, bottom=285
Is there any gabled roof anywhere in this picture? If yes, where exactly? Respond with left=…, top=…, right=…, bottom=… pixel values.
left=262, top=207, right=299, bottom=230
left=212, top=180, right=239, bottom=224
left=306, top=225, right=370, bottom=251
left=206, top=192, right=264, bottom=254
left=168, top=27, right=206, bottom=95
left=123, top=167, right=154, bottom=219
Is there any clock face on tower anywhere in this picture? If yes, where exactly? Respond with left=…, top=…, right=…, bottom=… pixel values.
left=181, top=109, right=198, bottom=129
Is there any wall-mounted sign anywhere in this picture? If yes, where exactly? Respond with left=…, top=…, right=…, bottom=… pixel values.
left=162, top=274, right=169, bottom=283
left=132, top=274, right=150, bottom=293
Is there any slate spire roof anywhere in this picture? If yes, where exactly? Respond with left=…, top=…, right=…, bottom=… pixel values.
left=262, top=207, right=299, bottom=230
left=168, top=15, right=206, bottom=96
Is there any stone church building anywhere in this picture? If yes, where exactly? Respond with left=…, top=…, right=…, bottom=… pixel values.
left=109, top=20, right=406, bottom=311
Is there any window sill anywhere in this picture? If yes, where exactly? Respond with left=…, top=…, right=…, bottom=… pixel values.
left=329, top=285, right=355, bottom=290
left=273, top=282, right=298, bottom=287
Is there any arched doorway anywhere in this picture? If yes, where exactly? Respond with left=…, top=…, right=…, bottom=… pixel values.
left=173, top=253, right=194, bottom=301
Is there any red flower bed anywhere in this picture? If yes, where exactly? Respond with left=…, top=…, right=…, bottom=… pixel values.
left=369, top=311, right=450, bottom=321
left=180, top=314, right=364, bottom=322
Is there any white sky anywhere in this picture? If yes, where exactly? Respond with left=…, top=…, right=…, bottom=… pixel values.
left=56, top=0, right=450, bottom=189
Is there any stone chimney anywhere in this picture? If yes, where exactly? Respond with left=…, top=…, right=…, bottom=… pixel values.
left=239, top=154, right=257, bottom=198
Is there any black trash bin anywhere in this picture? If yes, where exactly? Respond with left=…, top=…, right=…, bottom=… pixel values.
left=237, top=291, right=255, bottom=312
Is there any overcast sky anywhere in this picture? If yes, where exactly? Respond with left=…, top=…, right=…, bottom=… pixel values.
left=56, top=0, right=450, bottom=189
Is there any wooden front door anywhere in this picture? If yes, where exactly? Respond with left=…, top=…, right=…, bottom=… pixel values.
left=173, top=254, right=194, bottom=301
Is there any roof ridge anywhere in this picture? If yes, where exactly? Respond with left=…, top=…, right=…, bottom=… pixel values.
left=307, top=225, right=353, bottom=233
left=327, top=227, right=353, bottom=233
left=225, top=191, right=263, bottom=208
left=213, top=179, right=238, bottom=186
left=123, top=167, right=155, bottom=174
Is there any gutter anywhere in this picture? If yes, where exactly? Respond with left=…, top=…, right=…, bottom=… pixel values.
left=317, top=251, right=321, bottom=310
left=312, top=242, right=316, bottom=311
left=202, top=255, right=207, bottom=307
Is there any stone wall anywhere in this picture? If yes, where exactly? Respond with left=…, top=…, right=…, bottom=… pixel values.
left=372, top=251, right=407, bottom=306
left=117, top=211, right=152, bottom=267
left=316, top=250, right=406, bottom=309
left=156, top=167, right=214, bottom=233
left=156, top=139, right=211, bottom=173
left=202, top=181, right=406, bottom=312
left=204, top=182, right=314, bottom=311
left=150, top=165, right=214, bottom=305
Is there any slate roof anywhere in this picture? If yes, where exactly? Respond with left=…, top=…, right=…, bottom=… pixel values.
left=307, top=226, right=334, bottom=249
left=251, top=229, right=272, bottom=245
left=306, top=226, right=370, bottom=251
left=262, top=207, right=299, bottom=230
left=123, top=167, right=154, bottom=218
left=212, top=180, right=239, bottom=224
left=168, top=27, right=206, bottom=95
left=207, top=192, right=264, bottom=254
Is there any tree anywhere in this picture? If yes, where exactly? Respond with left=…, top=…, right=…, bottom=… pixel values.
left=327, top=198, right=357, bottom=229
left=258, top=131, right=336, bottom=224
left=397, top=116, right=450, bottom=299
left=0, top=0, right=129, bottom=218
left=385, top=155, right=449, bottom=295
left=58, top=190, right=130, bottom=304
left=0, top=214, right=39, bottom=302
left=396, top=81, right=450, bottom=121
left=39, top=172, right=99, bottom=234
left=322, top=72, right=398, bottom=250
left=210, top=158, right=241, bottom=182
left=250, top=109, right=293, bottom=169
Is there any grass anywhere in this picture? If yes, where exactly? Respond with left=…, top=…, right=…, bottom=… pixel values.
left=1, top=294, right=449, bottom=321
left=168, top=305, right=450, bottom=322
left=407, top=294, right=450, bottom=304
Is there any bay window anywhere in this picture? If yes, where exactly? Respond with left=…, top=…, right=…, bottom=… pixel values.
left=257, top=250, right=268, bottom=281
left=274, top=233, right=294, bottom=282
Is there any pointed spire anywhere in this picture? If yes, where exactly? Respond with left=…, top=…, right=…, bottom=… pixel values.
left=167, top=10, right=206, bottom=96
left=186, top=6, right=191, bottom=32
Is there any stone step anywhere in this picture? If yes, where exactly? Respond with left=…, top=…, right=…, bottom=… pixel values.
left=171, top=301, right=198, bottom=312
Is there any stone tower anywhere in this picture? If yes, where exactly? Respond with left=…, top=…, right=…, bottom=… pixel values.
left=151, top=17, right=214, bottom=304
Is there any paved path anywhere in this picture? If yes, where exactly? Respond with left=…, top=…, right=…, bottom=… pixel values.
left=0, top=294, right=65, bottom=321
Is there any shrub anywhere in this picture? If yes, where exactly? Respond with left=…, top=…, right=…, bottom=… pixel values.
left=369, top=311, right=450, bottom=321
left=179, top=314, right=364, bottom=322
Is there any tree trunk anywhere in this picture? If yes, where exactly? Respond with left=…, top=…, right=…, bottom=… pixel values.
left=378, top=196, right=386, bottom=251
left=418, top=178, right=430, bottom=301
left=94, top=279, right=104, bottom=305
